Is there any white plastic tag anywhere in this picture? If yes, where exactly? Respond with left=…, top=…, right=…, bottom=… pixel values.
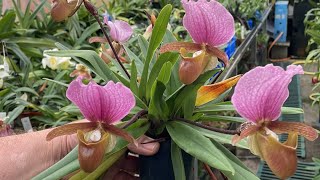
left=21, top=117, right=33, bottom=132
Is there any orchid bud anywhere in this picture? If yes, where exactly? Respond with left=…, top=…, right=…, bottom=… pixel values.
left=312, top=76, right=319, bottom=84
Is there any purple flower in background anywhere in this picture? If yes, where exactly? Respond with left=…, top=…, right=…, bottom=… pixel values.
left=104, top=18, right=133, bottom=43
left=231, top=64, right=318, bottom=179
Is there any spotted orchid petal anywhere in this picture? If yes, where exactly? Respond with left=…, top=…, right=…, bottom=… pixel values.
left=268, top=121, right=318, bottom=141
left=66, top=77, right=135, bottom=124
left=231, top=64, right=304, bottom=123
left=182, top=0, right=235, bottom=47
left=105, top=20, right=133, bottom=43
left=46, top=122, right=97, bottom=140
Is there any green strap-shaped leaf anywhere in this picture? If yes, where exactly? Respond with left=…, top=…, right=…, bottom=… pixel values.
left=32, top=147, right=79, bottom=180
left=171, top=141, right=186, bottom=180
left=122, top=45, right=144, bottom=76
left=130, top=61, right=139, bottom=95
left=74, top=22, right=100, bottom=47
left=157, top=62, right=173, bottom=84
left=167, top=121, right=234, bottom=174
left=138, top=35, right=148, bottom=59
left=22, top=0, right=47, bottom=28
left=149, top=80, right=169, bottom=121
left=168, top=69, right=219, bottom=114
left=198, top=115, right=245, bottom=123
left=5, top=105, right=25, bottom=124
left=211, top=140, right=259, bottom=180
left=183, top=91, right=197, bottom=119
left=6, top=43, right=32, bottom=85
left=196, top=103, right=304, bottom=114
left=146, top=52, right=179, bottom=100
left=188, top=123, right=248, bottom=149
left=46, top=49, right=118, bottom=82
left=139, top=4, right=172, bottom=101
left=0, top=10, right=15, bottom=34
left=166, top=57, right=182, bottom=96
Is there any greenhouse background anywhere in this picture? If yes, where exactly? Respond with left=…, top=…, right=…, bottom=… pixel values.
left=0, top=0, right=320, bottom=179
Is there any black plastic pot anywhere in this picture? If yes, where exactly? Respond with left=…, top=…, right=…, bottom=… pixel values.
left=139, top=139, right=193, bottom=180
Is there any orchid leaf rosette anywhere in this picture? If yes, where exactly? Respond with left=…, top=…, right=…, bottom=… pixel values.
left=231, top=64, right=319, bottom=179
left=160, top=0, right=234, bottom=84
left=46, top=77, right=136, bottom=173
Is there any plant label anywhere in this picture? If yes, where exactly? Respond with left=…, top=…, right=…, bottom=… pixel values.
left=21, top=117, right=33, bottom=133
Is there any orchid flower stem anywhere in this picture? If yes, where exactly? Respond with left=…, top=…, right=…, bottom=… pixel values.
left=121, top=110, right=148, bottom=129
left=83, top=0, right=131, bottom=79
left=210, top=60, right=226, bottom=84
left=220, top=171, right=228, bottom=180
left=211, top=70, right=223, bottom=84
left=203, top=163, right=218, bottom=180
left=175, top=117, right=240, bottom=135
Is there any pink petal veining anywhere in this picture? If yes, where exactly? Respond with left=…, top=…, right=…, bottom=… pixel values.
left=106, top=20, right=133, bottom=43
left=231, top=64, right=303, bottom=123
left=182, top=0, right=235, bottom=47
left=66, top=78, right=135, bottom=124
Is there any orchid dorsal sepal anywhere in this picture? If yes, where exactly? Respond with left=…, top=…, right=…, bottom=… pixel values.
left=182, top=0, right=235, bottom=48
left=196, top=75, right=241, bottom=106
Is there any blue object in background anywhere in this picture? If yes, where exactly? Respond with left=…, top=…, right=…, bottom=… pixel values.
left=224, top=36, right=237, bottom=59
left=209, top=36, right=237, bottom=81
left=274, top=1, right=289, bottom=42
left=247, top=19, right=254, bottom=30
left=102, top=11, right=113, bottom=22
left=255, top=10, right=262, bottom=21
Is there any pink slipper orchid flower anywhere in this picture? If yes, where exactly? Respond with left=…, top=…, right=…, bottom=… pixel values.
left=104, top=17, right=133, bottom=44
left=47, top=77, right=136, bottom=172
left=231, top=64, right=318, bottom=179
left=160, top=0, right=234, bottom=84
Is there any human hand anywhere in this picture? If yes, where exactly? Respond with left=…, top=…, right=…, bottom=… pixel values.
left=0, top=123, right=159, bottom=180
